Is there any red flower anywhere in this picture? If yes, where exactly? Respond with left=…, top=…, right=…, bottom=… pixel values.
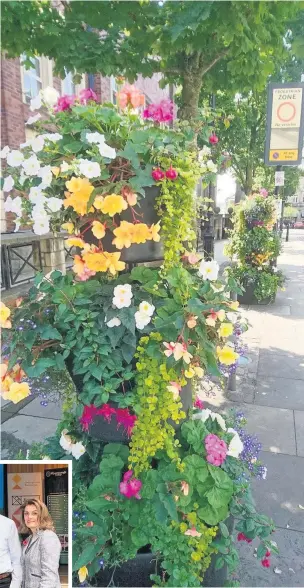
left=22, top=539, right=28, bottom=546
left=165, top=166, right=178, bottom=180
left=194, top=397, right=204, bottom=410
left=98, top=404, right=115, bottom=423
left=79, top=404, right=100, bottom=431
left=152, top=168, right=165, bottom=181
left=261, top=558, right=271, bottom=568
left=115, top=408, right=137, bottom=437
left=237, top=532, right=252, bottom=543
left=265, top=550, right=271, bottom=557
left=119, top=470, right=142, bottom=499
left=209, top=133, right=219, bottom=144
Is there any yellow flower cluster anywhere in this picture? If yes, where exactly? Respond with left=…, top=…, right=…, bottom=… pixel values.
left=64, top=177, right=94, bottom=216
left=82, top=248, right=125, bottom=275
left=0, top=302, right=11, bottom=328
left=113, top=221, right=160, bottom=249
left=1, top=363, right=31, bottom=404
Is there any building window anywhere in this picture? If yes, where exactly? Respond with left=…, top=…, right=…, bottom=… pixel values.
left=62, top=71, right=76, bottom=95
left=21, top=55, right=42, bottom=104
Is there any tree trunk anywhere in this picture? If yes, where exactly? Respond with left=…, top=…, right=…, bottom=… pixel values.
left=179, top=72, right=203, bottom=121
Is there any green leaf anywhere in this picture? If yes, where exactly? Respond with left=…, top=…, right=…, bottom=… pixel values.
left=215, top=557, right=225, bottom=570
left=219, top=521, right=229, bottom=538
left=73, top=541, right=104, bottom=571
left=159, top=492, right=178, bottom=521
left=23, top=357, right=56, bottom=377
left=118, top=307, right=136, bottom=334
left=63, top=140, right=83, bottom=154
left=198, top=503, right=229, bottom=526
left=103, top=443, right=129, bottom=463
left=131, top=528, right=149, bottom=548
left=37, top=325, right=62, bottom=340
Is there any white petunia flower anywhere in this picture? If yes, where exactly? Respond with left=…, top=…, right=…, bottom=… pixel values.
left=29, top=186, right=46, bottom=204
left=198, top=146, right=211, bottom=160
left=71, top=441, right=86, bottom=459
left=26, top=113, right=41, bottom=125
left=135, top=311, right=151, bottom=330
left=0, top=146, right=10, bottom=158
left=41, top=86, right=59, bottom=107
left=30, top=93, right=42, bottom=112
left=7, top=150, right=24, bottom=167
left=60, top=161, right=71, bottom=172
left=30, top=136, right=45, bottom=153
left=33, top=217, right=50, bottom=235
left=227, top=428, right=244, bottom=458
left=78, top=158, right=101, bottom=179
left=20, top=141, right=32, bottom=149
left=207, top=160, right=218, bottom=173
left=106, top=317, right=122, bottom=328
left=38, top=166, right=52, bottom=188
left=99, top=142, right=116, bottom=160
left=44, top=133, right=63, bottom=142
left=3, top=175, right=14, bottom=192
left=198, top=260, right=219, bottom=281
left=138, top=301, right=155, bottom=317
left=86, top=132, right=105, bottom=144
left=22, top=155, right=41, bottom=176
left=4, top=196, right=22, bottom=216
left=46, top=197, right=63, bottom=213
left=14, top=218, right=21, bottom=232
left=226, top=312, right=238, bottom=324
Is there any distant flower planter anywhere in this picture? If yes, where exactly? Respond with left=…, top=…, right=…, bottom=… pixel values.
left=237, top=283, right=275, bottom=306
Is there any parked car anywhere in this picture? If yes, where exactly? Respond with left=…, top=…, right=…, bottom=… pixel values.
left=294, top=221, right=304, bottom=229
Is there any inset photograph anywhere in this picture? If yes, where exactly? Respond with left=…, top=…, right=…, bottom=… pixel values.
left=0, top=461, right=71, bottom=588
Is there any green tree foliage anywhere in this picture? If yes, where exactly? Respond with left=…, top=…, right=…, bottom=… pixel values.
left=2, top=1, right=302, bottom=119
left=284, top=206, right=298, bottom=218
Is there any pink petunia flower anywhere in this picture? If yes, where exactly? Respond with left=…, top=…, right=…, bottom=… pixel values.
left=55, top=95, right=76, bottom=112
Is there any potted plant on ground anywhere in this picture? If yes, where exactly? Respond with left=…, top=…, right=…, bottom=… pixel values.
left=1, top=89, right=276, bottom=586
left=225, top=190, right=284, bottom=304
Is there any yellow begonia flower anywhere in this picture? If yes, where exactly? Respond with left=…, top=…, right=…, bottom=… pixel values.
left=98, top=194, right=128, bottom=217
left=0, top=363, right=8, bottom=379
left=185, top=367, right=195, bottom=379
left=78, top=567, right=88, bottom=583
left=194, top=366, right=204, bottom=378
left=91, top=221, right=106, bottom=240
left=65, top=237, right=86, bottom=249
left=0, top=302, right=11, bottom=326
left=2, top=375, right=13, bottom=392
left=217, top=309, right=226, bottom=321
left=217, top=346, right=239, bottom=366
left=3, top=382, right=31, bottom=404
left=132, top=223, right=150, bottom=244
left=82, top=251, right=110, bottom=273
left=229, top=301, right=239, bottom=311
left=51, top=166, right=60, bottom=177
left=112, top=221, right=134, bottom=249
left=93, top=195, right=105, bottom=210
left=218, top=322, right=234, bottom=338
left=64, top=178, right=94, bottom=215
left=149, top=222, right=161, bottom=242
left=61, top=222, right=75, bottom=234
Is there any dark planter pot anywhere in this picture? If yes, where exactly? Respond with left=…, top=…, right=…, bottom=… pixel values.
left=95, top=549, right=160, bottom=588
left=84, top=186, right=163, bottom=264
left=237, top=283, right=275, bottom=306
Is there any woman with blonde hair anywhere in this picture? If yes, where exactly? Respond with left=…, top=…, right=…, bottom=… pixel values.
left=20, top=498, right=61, bottom=588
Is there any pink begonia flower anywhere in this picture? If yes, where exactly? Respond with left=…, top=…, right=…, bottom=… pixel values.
left=194, top=397, right=204, bottom=410
left=181, top=481, right=189, bottom=496
left=167, top=381, right=182, bottom=400
left=79, top=88, right=98, bottom=104
left=77, top=267, right=96, bottom=281
left=55, top=95, right=76, bottom=112
left=115, top=408, right=137, bottom=437
left=187, top=316, right=198, bottom=329
left=117, top=84, right=145, bottom=109
left=79, top=404, right=100, bottom=431
left=173, top=342, right=193, bottom=364
left=205, top=433, right=227, bottom=467
left=119, top=470, right=142, bottom=499
left=259, top=188, right=268, bottom=197
left=184, top=526, right=202, bottom=537
left=163, top=341, right=176, bottom=358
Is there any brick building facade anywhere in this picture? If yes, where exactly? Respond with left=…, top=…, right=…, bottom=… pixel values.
left=1, top=53, right=168, bottom=232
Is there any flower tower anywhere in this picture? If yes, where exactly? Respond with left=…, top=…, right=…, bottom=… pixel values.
left=1, top=87, right=277, bottom=586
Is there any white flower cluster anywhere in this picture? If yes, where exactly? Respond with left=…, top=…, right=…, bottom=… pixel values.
left=59, top=429, right=86, bottom=459
left=109, top=285, right=155, bottom=330
left=30, top=86, right=60, bottom=112
left=86, top=131, right=116, bottom=159
left=198, top=260, right=219, bottom=281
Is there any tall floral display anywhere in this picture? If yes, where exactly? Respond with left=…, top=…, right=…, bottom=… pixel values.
left=1, top=87, right=277, bottom=586
left=226, top=191, right=284, bottom=304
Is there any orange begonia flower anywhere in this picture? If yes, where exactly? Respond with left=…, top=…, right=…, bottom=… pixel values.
left=112, top=221, right=134, bottom=249
left=117, top=84, right=145, bottom=109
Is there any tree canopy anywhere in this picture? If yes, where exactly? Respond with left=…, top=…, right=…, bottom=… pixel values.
left=2, top=1, right=303, bottom=119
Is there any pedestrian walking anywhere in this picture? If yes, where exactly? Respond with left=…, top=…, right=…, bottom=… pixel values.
left=0, top=514, right=22, bottom=588
left=20, top=499, right=61, bottom=588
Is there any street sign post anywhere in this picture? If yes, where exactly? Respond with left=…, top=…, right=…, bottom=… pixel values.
left=275, top=171, right=285, bottom=186
left=265, top=82, right=304, bottom=166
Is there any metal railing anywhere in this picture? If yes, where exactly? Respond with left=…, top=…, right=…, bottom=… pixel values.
left=1, top=235, right=42, bottom=291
